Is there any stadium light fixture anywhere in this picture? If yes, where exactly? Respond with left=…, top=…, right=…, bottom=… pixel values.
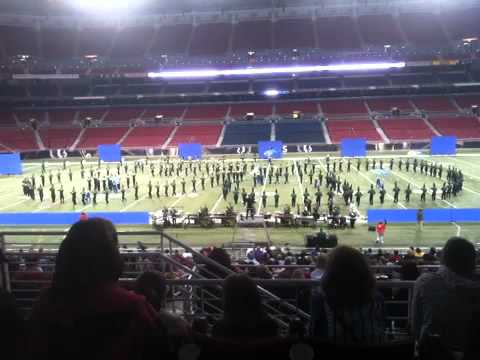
left=148, top=62, right=406, bottom=79
left=264, top=89, right=280, bottom=97
left=71, top=0, right=131, bottom=11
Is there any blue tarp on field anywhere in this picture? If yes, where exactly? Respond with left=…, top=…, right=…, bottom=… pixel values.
left=0, top=212, right=150, bottom=225
left=368, top=208, right=480, bottom=223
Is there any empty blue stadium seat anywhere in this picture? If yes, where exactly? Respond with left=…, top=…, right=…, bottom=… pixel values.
left=222, top=121, right=271, bottom=145
left=276, top=120, right=325, bottom=144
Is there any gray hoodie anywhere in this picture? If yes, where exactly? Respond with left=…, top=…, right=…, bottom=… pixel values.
left=412, top=266, right=480, bottom=354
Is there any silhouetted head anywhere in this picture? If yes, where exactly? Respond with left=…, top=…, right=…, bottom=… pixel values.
left=51, top=218, right=122, bottom=300
left=223, top=274, right=263, bottom=324
left=321, top=246, right=375, bottom=308
left=442, top=237, right=476, bottom=278
left=135, top=271, right=167, bottom=312
left=399, top=261, right=420, bottom=281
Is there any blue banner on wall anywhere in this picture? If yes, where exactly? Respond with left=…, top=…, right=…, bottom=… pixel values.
left=368, top=208, right=480, bottom=223
left=0, top=212, right=150, bottom=226
left=258, top=141, right=284, bottom=159
left=431, top=136, right=456, bottom=155
left=0, top=153, right=23, bottom=175
left=98, top=144, right=122, bottom=162
left=341, top=138, right=367, bottom=157
left=178, top=143, right=203, bottom=160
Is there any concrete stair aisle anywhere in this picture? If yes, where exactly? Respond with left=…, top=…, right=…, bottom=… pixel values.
left=162, top=126, right=179, bottom=149
left=70, top=128, right=86, bottom=151
left=216, top=124, right=226, bottom=147
left=423, top=117, right=441, bottom=136
left=117, top=127, right=134, bottom=145
left=371, top=118, right=390, bottom=143
left=34, top=130, right=45, bottom=150
left=271, top=122, right=276, bottom=141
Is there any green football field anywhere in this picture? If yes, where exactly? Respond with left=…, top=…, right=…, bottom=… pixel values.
left=1, top=151, right=480, bottom=249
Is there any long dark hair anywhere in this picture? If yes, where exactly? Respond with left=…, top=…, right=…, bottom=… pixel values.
left=135, top=271, right=167, bottom=312
left=223, top=274, right=263, bottom=325
left=321, top=246, right=375, bottom=308
left=50, top=218, right=123, bottom=301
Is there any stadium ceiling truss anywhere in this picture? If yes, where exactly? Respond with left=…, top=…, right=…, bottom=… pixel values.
left=0, top=0, right=478, bottom=28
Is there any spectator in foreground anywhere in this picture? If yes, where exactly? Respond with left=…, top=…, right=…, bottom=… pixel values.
left=212, top=273, right=279, bottom=339
left=28, top=218, right=156, bottom=360
left=311, top=254, right=328, bottom=280
left=310, top=246, right=385, bottom=344
left=135, top=271, right=190, bottom=336
left=0, top=289, right=26, bottom=358
left=412, top=237, right=480, bottom=359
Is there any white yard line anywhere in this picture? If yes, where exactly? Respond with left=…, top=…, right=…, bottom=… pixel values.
left=0, top=198, right=30, bottom=211
left=211, top=193, right=224, bottom=213
left=293, top=160, right=304, bottom=198
left=78, top=204, right=92, bottom=212
left=120, top=195, right=148, bottom=212
left=353, top=168, right=407, bottom=209
left=452, top=222, right=462, bottom=236
left=462, top=186, right=480, bottom=197
left=390, top=170, right=457, bottom=208
left=256, top=162, right=271, bottom=215
left=33, top=203, right=56, bottom=212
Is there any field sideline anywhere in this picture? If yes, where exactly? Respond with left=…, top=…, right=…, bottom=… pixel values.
left=2, top=151, right=480, bottom=249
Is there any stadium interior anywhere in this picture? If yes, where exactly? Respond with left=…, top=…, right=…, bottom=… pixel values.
left=1, top=0, right=480, bottom=359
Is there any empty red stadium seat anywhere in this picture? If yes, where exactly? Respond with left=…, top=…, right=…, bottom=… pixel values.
left=77, top=108, right=108, bottom=121
left=275, top=102, right=319, bottom=116
left=47, top=109, right=77, bottom=125
left=77, top=127, right=129, bottom=149
left=378, top=118, right=435, bottom=141
left=103, top=108, right=143, bottom=123
left=455, top=96, right=480, bottom=110
left=183, top=105, right=229, bottom=120
left=229, top=103, right=274, bottom=118
left=273, top=18, right=315, bottom=49
left=321, top=100, right=368, bottom=115
left=15, top=110, right=46, bottom=123
left=429, top=117, right=480, bottom=139
left=40, top=28, right=76, bottom=59
left=110, top=26, right=154, bottom=58
left=169, top=125, right=223, bottom=146
left=357, top=15, right=404, bottom=46
left=232, top=20, right=272, bottom=51
left=190, top=23, right=232, bottom=55
left=326, top=119, right=381, bottom=143
left=0, top=111, right=16, bottom=127
left=142, top=106, right=186, bottom=119
left=0, top=128, right=38, bottom=151
left=40, top=128, right=81, bottom=149
left=121, top=127, right=175, bottom=148
left=316, top=17, right=361, bottom=50
left=439, top=8, right=480, bottom=41
left=398, top=13, right=447, bottom=45
left=413, top=97, right=456, bottom=112
left=150, top=24, right=193, bottom=55
left=0, top=26, right=39, bottom=56
left=78, top=27, right=116, bottom=56
left=367, top=98, right=414, bottom=113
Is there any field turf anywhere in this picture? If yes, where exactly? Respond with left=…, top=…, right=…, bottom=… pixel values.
left=1, top=151, right=480, bottom=249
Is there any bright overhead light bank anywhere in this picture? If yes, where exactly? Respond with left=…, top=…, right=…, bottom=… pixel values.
left=71, top=0, right=131, bottom=11
left=148, top=62, right=406, bottom=79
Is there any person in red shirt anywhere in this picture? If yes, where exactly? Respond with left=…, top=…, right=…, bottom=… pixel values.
left=28, top=218, right=157, bottom=360
left=376, top=220, right=387, bottom=244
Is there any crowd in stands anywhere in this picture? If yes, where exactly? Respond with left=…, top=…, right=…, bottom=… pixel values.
left=1, top=218, right=479, bottom=359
